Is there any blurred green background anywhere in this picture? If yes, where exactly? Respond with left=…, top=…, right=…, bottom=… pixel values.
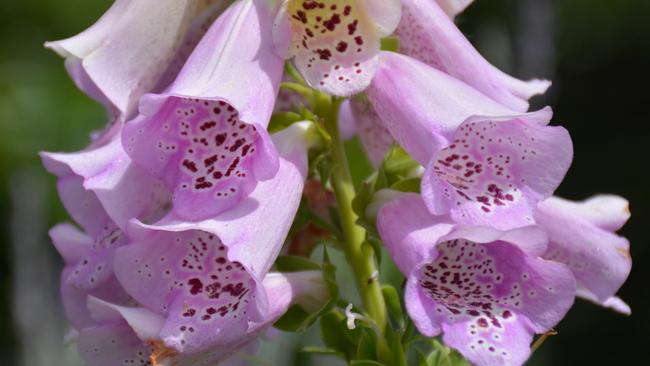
left=1, top=0, right=648, bottom=365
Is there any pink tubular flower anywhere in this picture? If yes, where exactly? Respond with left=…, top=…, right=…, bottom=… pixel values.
left=420, top=111, right=572, bottom=230
left=41, top=126, right=170, bottom=309
left=114, top=124, right=313, bottom=355
left=45, top=0, right=214, bottom=119
left=378, top=193, right=576, bottom=366
left=368, top=53, right=572, bottom=230
left=395, top=0, right=549, bottom=112
left=41, top=125, right=170, bottom=231
left=123, top=0, right=287, bottom=221
left=50, top=223, right=132, bottom=330
left=274, top=0, right=402, bottom=96
left=75, top=270, right=326, bottom=366
left=536, top=195, right=632, bottom=314
left=368, top=52, right=518, bottom=165
left=338, top=97, right=394, bottom=166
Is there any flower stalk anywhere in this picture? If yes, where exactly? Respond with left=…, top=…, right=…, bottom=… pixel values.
left=317, top=93, right=390, bottom=362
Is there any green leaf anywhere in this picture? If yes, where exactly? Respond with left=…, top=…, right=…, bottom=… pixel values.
left=381, top=285, right=404, bottom=328
left=275, top=255, right=321, bottom=272
left=274, top=247, right=340, bottom=332
left=300, top=346, right=343, bottom=357
left=273, top=305, right=311, bottom=332
left=350, top=361, right=387, bottom=366
left=356, top=328, right=378, bottom=361
left=364, top=237, right=382, bottom=266
left=391, top=177, right=421, bottom=193
left=380, top=146, right=420, bottom=187
left=269, top=111, right=303, bottom=133
left=380, top=37, right=400, bottom=52
left=320, top=311, right=356, bottom=360
left=352, top=181, right=374, bottom=220
left=422, top=339, right=472, bottom=366
left=386, top=322, right=408, bottom=366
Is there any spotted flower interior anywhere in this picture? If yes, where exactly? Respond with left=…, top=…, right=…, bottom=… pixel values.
left=287, top=0, right=399, bottom=95
left=416, top=238, right=573, bottom=365
left=424, top=118, right=572, bottom=229
left=123, top=97, right=278, bottom=221
left=78, top=323, right=155, bottom=366
left=115, top=229, right=262, bottom=354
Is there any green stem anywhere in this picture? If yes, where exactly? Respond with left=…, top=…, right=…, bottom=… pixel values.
left=319, top=95, right=390, bottom=362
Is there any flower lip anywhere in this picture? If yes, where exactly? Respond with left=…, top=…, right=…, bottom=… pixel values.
left=281, top=0, right=402, bottom=96
left=123, top=95, right=280, bottom=222
left=114, top=226, right=267, bottom=354
left=421, top=109, right=573, bottom=230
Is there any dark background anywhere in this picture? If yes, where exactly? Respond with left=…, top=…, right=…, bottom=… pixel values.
left=1, top=0, right=648, bottom=365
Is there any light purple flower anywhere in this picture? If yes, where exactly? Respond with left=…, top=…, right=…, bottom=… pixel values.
left=50, top=223, right=132, bottom=329
left=114, top=124, right=312, bottom=354
left=42, top=125, right=169, bottom=304
left=41, top=125, right=170, bottom=231
left=368, top=53, right=572, bottom=230
left=339, top=97, right=394, bottom=166
left=45, top=0, right=214, bottom=119
left=274, top=0, right=402, bottom=96
left=76, top=270, right=326, bottom=366
left=123, top=0, right=286, bottom=221
left=378, top=193, right=576, bottom=366
left=368, top=52, right=518, bottom=165
left=536, top=195, right=632, bottom=314
left=395, top=0, right=549, bottom=112
left=420, top=110, right=572, bottom=231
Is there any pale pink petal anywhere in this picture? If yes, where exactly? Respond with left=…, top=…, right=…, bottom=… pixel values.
left=536, top=197, right=631, bottom=302
left=540, top=195, right=631, bottom=232
left=340, top=97, right=394, bottom=166
left=368, top=52, right=518, bottom=164
left=123, top=0, right=285, bottom=221
left=421, top=112, right=573, bottom=230
left=395, top=0, right=550, bottom=112
left=45, top=0, right=200, bottom=118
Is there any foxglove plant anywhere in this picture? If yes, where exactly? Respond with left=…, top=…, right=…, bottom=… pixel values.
left=45, top=0, right=633, bottom=365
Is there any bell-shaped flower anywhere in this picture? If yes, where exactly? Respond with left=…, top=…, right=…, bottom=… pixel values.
left=45, top=0, right=213, bottom=119
left=339, top=97, right=394, bottom=166
left=123, top=0, right=287, bottom=221
left=535, top=195, right=632, bottom=314
left=75, top=270, right=327, bottom=366
left=368, top=53, right=572, bottom=230
left=274, top=0, right=402, bottom=96
left=421, top=111, right=572, bottom=230
left=378, top=193, right=576, bottom=366
left=114, top=124, right=313, bottom=355
left=50, top=223, right=133, bottom=330
left=394, top=0, right=549, bottom=112
left=368, top=52, right=518, bottom=164
left=42, top=126, right=170, bottom=310
left=41, top=124, right=170, bottom=231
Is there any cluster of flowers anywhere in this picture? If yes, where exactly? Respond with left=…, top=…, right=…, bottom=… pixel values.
left=43, top=0, right=632, bottom=365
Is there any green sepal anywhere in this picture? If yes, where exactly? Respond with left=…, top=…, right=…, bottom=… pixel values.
left=275, top=255, right=322, bottom=272
left=273, top=247, right=340, bottom=332
left=351, top=360, right=387, bottom=366
left=381, top=285, right=405, bottom=329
